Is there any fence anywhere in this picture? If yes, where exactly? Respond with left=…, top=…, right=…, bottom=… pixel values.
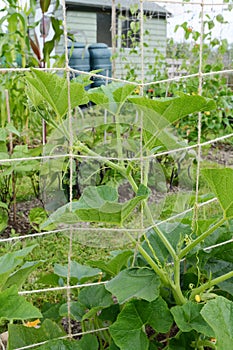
left=0, top=0, right=233, bottom=349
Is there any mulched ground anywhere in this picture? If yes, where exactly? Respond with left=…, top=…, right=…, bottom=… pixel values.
left=2, top=198, right=42, bottom=238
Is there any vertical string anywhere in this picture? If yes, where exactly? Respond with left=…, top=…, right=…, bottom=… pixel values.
left=140, top=0, right=145, bottom=87
left=111, top=0, right=116, bottom=78
left=61, top=0, right=73, bottom=339
left=193, top=0, right=205, bottom=228
left=139, top=0, right=145, bottom=247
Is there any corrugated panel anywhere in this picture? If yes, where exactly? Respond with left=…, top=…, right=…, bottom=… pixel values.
left=66, top=10, right=96, bottom=44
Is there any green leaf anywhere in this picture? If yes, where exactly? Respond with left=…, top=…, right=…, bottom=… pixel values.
left=54, top=261, right=101, bottom=283
left=201, top=296, right=233, bottom=349
left=171, top=301, right=214, bottom=337
left=73, top=334, right=99, bottom=350
left=37, top=273, right=60, bottom=287
left=88, top=250, right=133, bottom=277
left=106, top=267, right=161, bottom=304
left=4, top=261, right=41, bottom=290
left=113, top=84, right=136, bottom=104
left=216, top=14, right=224, bottom=23
left=25, top=69, right=88, bottom=119
left=40, top=0, right=51, bottom=13
left=0, top=128, right=7, bottom=141
left=128, top=94, right=215, bottom=152
left=202, top=168, right=233, bottom=219
left=0, top=209, right=8, bottom=232
left=110, top=298, right=173, bottom=350
left=78, top=284, right=113, bottom=320
left=0, top=285, right=42, bottom=321
left=43, top=184, right=149, bottom=226
left=37, top=335, right=99, bottom=350
left=0, top=245, right=37, bottom=290
left=0, top=201, right=8, bottom=210
left=79, top=284, right=113, bottom=309
left=5, top=122, right=20, bottom=136
left=130, top=93, right=216, bottom=128
left=88, top=91, right=109, bottom=105
left=99, top=304, right=120, bottom=323
left=59, top=301, right=85, bottom=321
left=167, top=331, right=196, bottom=350
left=8, top=319, right=65, bottom=350
left=36, top=339, right=78, bottom=350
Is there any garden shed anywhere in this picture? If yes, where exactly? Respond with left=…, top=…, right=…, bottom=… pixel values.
left=45, top=0, right=170, bottom=81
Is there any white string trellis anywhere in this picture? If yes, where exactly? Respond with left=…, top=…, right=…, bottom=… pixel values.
left=0, top=1, right=233, bottom=349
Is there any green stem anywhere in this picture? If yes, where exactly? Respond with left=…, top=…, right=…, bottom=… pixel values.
left=179, top=217, right=226, bottom=259
left=172, top=258, right=187, bottom=304
left=125, top=230, right=169, bottom=285
left=115, top=113, right=124, bottom=166
left=127, top=172, right=138, bottom=193
left=75, top=141, right=126, bottom=176
left=144, top=202, right=178, bottom=261
left=190, top=270, right=233, bottom=299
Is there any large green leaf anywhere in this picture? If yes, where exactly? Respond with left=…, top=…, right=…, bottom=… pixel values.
left=129, top=94, right=215, bottom=149
left=8, top=319, right=65, bottom=350
left=54, top=261, right=101, bottom=283
left=78, top=284, right=113, bottom=320
left=167, top=331, right=196, bottom=350
left=201, top=296, right=233, bottom=350
left=25, top=69, right=88, bottom=119
left=88, top=83, right=135, bottom=114
left=0, top=285, right=42, bottom=321
left=110, top=298, right=173, bottom=350
left=79, top=284, right=113, bottom=309
left=0, top=245, right=37, bottom=290
left=88, top=250, right=133, bottom=277
left=106, top=267, right=161, bottom=304
left=171, top=301, right=214, bottom=337
left=43, top=184, right=149, bottom=226
left=59, top=301, right=86, bottom=321
left=113, top=84, right=137, bottom=104
left=202, top=168, right=233, bottom=219
left=130, top=93, right=216, bottom=126
left=4, top=261, right=41, bottom=290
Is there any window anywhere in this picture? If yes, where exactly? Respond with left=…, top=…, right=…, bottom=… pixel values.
left=97, top=12, right=112, bottom=47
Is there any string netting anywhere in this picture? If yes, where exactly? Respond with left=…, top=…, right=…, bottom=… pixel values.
left=0, top=0, right=233, bottom=348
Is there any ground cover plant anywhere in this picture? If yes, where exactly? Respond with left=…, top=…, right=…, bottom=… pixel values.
left=0, top=70, right=232, bottom=350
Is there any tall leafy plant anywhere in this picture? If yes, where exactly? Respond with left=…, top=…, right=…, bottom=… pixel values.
left=19, top=71, right=233, bottom=349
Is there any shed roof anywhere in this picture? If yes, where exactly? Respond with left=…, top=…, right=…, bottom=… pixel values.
left=66, top=0, right=168, bottom=15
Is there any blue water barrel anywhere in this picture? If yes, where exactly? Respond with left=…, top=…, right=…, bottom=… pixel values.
left=67, top=42, right=90, bottom=76
left=88, top=43, right=112, bottom=87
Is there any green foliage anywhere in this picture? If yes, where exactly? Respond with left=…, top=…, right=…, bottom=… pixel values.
left=109, top=298, right=173, bottom=350
left=201, top=296, right=233, bottom=350
left=106, top=268, right=161, bottom=303
left=25, top=69, right=88, bottom=121
left=8, top=319, right=65, bottom=350
left=1, top=4, right=233, bottom=344
left=0, top=245, right=42, bottom=336
left=20, top=74, right=233, bottom=348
